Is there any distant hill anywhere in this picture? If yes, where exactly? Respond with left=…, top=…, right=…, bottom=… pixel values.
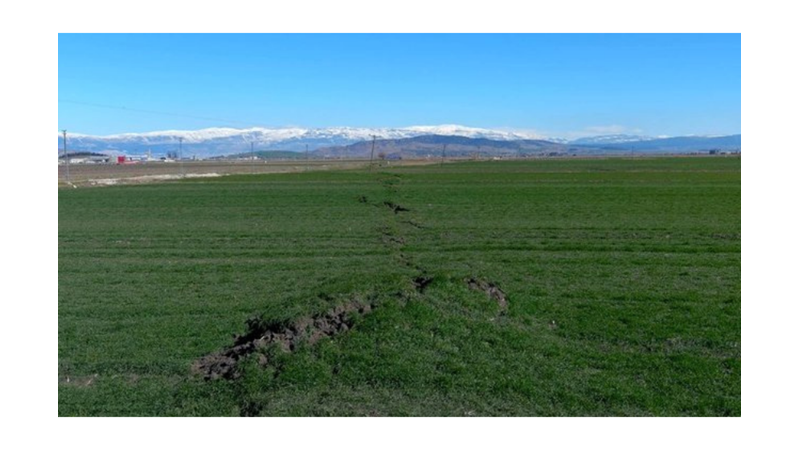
left=315, top=135, right=631, bottom=159
left=574, top=135, right=742, bottom=152
left=570, top=134, right=655, bottom=145
left=317, top=134, right=742, bottom=158
left=57, top=125, right=543, bottom=158
left=58, top=126, right=742, bottom=158
left=315, top=135, right=580, bottom=158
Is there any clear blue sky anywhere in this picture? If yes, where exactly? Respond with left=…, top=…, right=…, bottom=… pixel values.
left=58, top=34, right=741, bottom=137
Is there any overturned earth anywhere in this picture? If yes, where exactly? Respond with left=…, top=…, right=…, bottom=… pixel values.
left=192, top=298, right=375, bottom=381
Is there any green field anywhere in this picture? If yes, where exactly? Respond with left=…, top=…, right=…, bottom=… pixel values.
left=58, top=157, right=741, bottom=416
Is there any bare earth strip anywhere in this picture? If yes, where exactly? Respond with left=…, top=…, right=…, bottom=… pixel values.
left=57, top=159, right=442, bottom=187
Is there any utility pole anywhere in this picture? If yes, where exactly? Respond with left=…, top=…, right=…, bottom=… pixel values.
left=251, top=142, right=256, bottom=174
left=178, top=137, right=185, bottom=178
left=306, top=144, right=310, bottom=172
left=62, top=129, right=70, bottom=184
left=441, top=143, right=447, bottom=167
left=369, top=135, right=377, bottom=172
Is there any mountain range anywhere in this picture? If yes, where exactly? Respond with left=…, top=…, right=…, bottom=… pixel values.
left=314, top=135, right=576, bottom=159
left=313, top=135, right=742, bottom=159
left=58, top=125, right=741, bottom=158
left=581, top=135, right=742, bottom=152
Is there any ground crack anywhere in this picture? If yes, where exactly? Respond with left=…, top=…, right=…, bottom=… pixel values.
left=383, top=201, right=411, bottom=214
left=413, top=275, right=434, bottom=293
left=192, top=298, right=376, bottom=381
left=466, top=277, right=509, bottom=313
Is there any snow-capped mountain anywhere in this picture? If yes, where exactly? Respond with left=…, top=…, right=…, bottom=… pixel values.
left=60, top=125, right=546, bottom=157
left=569, top=134, right=655, bottom=145
left=58, top=126, right=741, bottom=157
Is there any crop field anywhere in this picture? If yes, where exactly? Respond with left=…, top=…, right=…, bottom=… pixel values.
left=58, top=157, right=741, bottom=416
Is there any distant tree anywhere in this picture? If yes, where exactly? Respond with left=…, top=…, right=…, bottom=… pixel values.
left=378, top=152, right=387, bottom=160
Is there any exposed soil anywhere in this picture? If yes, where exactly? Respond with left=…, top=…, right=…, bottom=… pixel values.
left=61, top=160, right=442, bottom=188
left=384, top=235, right=406, bottom=246
left=379, top=226, right=406, bottom=247
left=90, top=173, right=221, bottom=186
left=402, top=220, right=425, bottom=229
left=413, top=275, right=434, bottom=293
left=59, top=374, right=99, bottom=388
left=192, top=298, right=375, bottom=381
left=383, top=201, right=411, bottom=214
left=195, top=179, right=510, bottom=388
left=466, top=277, right=509, bottom=312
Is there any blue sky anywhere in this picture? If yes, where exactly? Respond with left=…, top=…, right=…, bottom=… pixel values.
left=58, top=34, right=741, bottom=137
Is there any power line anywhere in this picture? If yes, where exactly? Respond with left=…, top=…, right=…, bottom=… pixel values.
left=369, top=135, right=377, bottom=172
left=62, top=130, right=70, bottom=184
left=58, top=99, right=271, bottom=129
left=178, top=137, right=185, bottom=178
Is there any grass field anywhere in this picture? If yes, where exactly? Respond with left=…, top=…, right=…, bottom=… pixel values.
left=58, top=157, right=741, bottom=416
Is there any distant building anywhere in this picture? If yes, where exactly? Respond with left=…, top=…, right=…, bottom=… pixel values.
left=59, top=152, right=111, bottom=164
